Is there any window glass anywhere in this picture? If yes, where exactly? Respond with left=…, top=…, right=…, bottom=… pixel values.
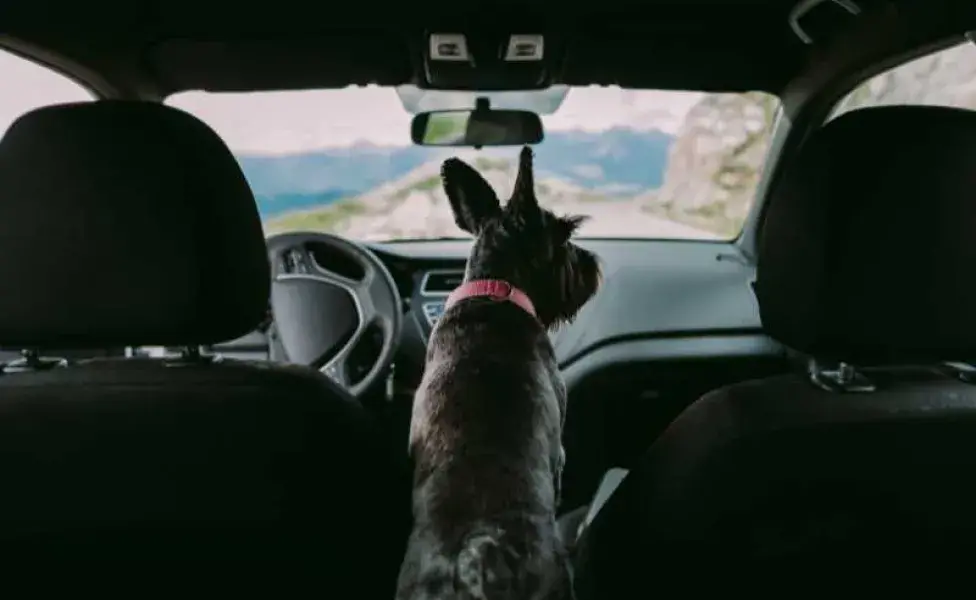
left=830, top=40, right=976, bottom=120
left=169, top=86, right=782, bottom=241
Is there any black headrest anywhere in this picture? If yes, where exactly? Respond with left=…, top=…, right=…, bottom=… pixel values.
left=756, top=105, right=976, bottom=364
left=0, top=101, right=269, bottom=348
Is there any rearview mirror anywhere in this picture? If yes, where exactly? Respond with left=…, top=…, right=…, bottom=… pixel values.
left=411, top=108, right=544, bottom=147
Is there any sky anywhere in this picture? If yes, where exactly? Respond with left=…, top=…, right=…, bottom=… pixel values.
left=0, top=48, right=704, bottom=156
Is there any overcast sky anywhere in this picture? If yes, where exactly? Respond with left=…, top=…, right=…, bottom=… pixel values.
left=0, top=49, right=704, bottom=155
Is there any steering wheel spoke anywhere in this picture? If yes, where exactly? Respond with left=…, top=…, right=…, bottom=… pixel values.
left=311, top=258, right=364, bottom=291
left=319, top=316, right=374, bottom=389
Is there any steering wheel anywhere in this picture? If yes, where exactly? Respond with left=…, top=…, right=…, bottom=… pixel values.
left=266, top=231, right=403, bottom=398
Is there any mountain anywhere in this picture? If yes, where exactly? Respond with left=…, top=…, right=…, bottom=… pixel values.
left=236, top=127, right=673, bottom=220
left=251, top=189, right=353, bottom=220
left=236, top=143, right=431, bottom=196
left=262, top=152, right=718, bottom=241
left=532, top=127, right=673, bottom=194
left=644, top=91, right=779, bottom=238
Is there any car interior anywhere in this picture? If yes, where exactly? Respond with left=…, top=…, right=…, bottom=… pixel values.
left=0, top=0, right=975, bottom=592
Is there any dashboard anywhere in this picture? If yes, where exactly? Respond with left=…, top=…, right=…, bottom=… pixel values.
left=362, top=238, right=784, bottom=382
left=214, top=238, right=781, bottom=360
left=217, top=236, right=788, bottom=400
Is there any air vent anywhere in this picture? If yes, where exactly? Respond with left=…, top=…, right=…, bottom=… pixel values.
left=420, top=270, right=464, bottom=296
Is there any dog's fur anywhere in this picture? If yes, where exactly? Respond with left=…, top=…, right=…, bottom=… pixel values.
left=396, top=147, right=601, bottom=600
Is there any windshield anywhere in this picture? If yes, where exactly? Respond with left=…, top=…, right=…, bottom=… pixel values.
left=167, top=86, right=779, bottom=242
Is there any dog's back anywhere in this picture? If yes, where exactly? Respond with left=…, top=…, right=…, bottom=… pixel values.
left=397, top=516, right=569, bottom=600
left=399, top=300, right=568, bottom=599
left=396, top=148, right=599, bottom=600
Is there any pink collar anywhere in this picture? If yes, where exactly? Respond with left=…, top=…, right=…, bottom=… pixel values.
left=444, top=279, right=536, bottom=319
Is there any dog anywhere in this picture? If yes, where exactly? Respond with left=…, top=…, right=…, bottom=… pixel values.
left=395, top=146, right=601, bottom=600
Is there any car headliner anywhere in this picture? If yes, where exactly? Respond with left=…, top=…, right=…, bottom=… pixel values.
left=0, top=0, right=866, bottom=99
left=0, top=0, right=969, bottom=104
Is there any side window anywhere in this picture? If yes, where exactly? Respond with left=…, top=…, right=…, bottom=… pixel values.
left=829, top=40, right=976, bottom=120
left=0, top=48, right=92, bottom=138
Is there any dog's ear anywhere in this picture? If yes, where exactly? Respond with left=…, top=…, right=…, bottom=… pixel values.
left=507, top=146, right=541, bottom=222
left=441, top=157, right=501, bottom=234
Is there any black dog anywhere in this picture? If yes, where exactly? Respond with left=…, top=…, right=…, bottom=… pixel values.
left=396, top=147, right=601, bottom=600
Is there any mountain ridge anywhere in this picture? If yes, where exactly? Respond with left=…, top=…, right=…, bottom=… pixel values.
left=240, top=126, right=674, bottom=219
left=261, top=150, right=720, bottom=241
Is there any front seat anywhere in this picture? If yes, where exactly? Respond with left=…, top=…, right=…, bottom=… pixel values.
left=574, top=105, right=976, bottom=591
left=0, top=102, right=410, bottom=590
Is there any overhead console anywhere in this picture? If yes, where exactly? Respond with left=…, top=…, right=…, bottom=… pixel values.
left=420, top=28, right=562, bottom=90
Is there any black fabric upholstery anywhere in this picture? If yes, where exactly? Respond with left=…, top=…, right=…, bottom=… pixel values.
left=575, top=368, right=976, bottom=590
left=0, top=101, right=268, bottom=348
left=755, top=105, right=976, bottom=364
left=575, top=106, right=976, bottom=592
left=0, top=102, right=411, bottom=592
left=0, top=359, right=411, bottom=588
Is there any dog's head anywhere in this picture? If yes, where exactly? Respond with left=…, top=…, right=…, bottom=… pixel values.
left=442, top=146, right=601, bottom=330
